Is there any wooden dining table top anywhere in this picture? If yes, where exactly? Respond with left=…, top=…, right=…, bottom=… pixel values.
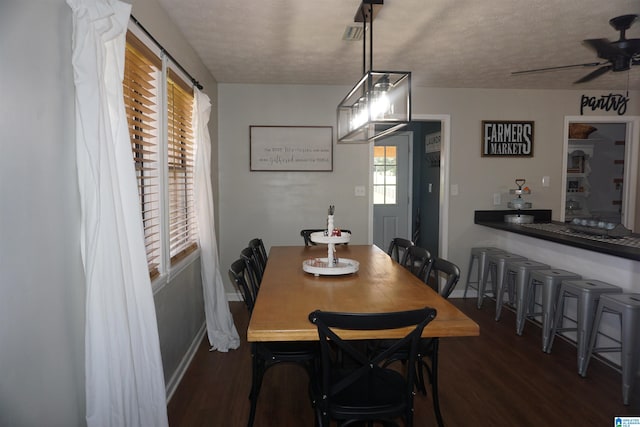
left=247, top=244, right=480, bottom=342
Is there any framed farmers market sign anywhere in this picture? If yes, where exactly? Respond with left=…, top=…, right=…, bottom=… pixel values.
left=481, top=120, right=534, bottom=157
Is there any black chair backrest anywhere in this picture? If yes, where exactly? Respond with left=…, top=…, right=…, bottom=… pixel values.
left=300, top=229, right=324, bottom=246
left=240, top=247, right=262, bottom=294
left=308, top=307, right=437, bottom=418
left=229, top=258, right=257, bottom=314
left=301, top=228, right=352, bottom=246
left=387, top=237, right=415, bottom=262
left=400, top=246, right=433, bottom=281
left=425, top=257, right=461, bottom=298
left=241, top=246, right=263, bottom=284
left=248, top=238, right=268, bottom=274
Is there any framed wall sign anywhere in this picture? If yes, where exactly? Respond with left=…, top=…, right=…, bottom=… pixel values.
left=250, top=126, right=333, bottom=171
left=481, top=120, right=534, bottom=157
left=425, top=131, right=441, bottom=153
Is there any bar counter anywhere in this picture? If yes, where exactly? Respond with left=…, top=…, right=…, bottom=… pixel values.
left=474, top=210, right=640, bottom=262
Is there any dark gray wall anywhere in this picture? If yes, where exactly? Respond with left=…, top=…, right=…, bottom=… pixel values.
left=409, top=121, right=442, bottom=257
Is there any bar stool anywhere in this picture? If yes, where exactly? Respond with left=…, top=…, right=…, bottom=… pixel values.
left=496, top=260, right=550, bottom=322
left=480, top=252, right=527, bottom=310
left=547, top=280, right=622, bottom=374
left=518, top=269, right=581, bottom=350
left=463, top=247, right=504, bottom=307
left=582, top=293, right=640, bottom=405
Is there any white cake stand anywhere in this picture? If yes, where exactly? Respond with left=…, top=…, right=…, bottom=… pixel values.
left=302, top=231, right=359, bottom=277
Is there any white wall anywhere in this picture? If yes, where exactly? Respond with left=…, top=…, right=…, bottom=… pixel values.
left=218, top=84, right=371, bottom=292
left=218, top=84, right=640, bottom=295
left=1, top=2, right=85, bottom=425
left=411, top=87, right=639, bottom=284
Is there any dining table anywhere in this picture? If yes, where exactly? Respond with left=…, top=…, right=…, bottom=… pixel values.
left=247, top=244, right=480, bottom=342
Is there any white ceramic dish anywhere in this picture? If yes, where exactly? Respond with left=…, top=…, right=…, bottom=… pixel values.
left=309, top=231, right=351, bottom=245
left=302, top=257, right=359, bottom=276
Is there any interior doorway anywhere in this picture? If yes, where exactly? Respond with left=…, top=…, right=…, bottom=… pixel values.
left=371, top=116, right=450, bottom=259
left=561, top=116, right=640, bottom=231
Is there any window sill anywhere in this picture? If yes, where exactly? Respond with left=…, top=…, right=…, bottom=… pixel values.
left=152, top=248, right=201, bottom=295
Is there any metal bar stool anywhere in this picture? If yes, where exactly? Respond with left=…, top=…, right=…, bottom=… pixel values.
left=582, top=293, right=640, bottom=405
left=519, top=269, right=581, bottom=350
left=480, top=252, right=527, bottom=310
left=497, top=260, right=549, bottom=322
left=463, top=247, right=504, bottom=307
left=547, top=280, right=622, bottom=374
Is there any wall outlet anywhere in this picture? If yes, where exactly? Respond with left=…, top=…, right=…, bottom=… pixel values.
left=493, top=193, right=501, bottom=205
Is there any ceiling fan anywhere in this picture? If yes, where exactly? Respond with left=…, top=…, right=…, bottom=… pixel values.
left=512, top=14, right=640, bottom=83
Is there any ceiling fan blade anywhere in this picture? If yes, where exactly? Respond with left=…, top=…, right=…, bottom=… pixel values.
left=583, top=38, right=626, bottom=60
left=511, top=62, right=604, bottom=75
left=574, top=65, right=613, bottom=83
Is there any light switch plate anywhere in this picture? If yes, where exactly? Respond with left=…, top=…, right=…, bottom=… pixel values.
left=354, top=185, right=366, bottom=197
left=451, top=184, right=459, bottom=196
left=542, top=176, right=550, bottom=187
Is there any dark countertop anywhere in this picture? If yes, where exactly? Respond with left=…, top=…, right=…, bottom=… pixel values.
left=474, top=210, right=640, bottom=262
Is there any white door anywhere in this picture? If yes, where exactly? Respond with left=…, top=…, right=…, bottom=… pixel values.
left=373, top=133, right=411, bottom=251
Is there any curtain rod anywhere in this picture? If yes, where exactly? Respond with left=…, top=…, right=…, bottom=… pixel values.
left=130, top=15, right=204, bottom=90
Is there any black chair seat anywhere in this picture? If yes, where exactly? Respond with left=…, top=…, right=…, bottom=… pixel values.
left=329, top=368, right=406, bottom=415
left=254, top=341, right=318, bottom=362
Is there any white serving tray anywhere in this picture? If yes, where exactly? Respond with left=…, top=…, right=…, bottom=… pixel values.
left=309, top=231, right=351, bottom=245
left=302, top=257, right=359, bottom=276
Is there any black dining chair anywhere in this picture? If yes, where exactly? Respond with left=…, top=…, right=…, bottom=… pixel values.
left=375, top=256, right=460, bottom=427
left=241, top=246, right=263, bottom=285
left=248, top=238, right=268, bottom=276
left=400, top=245, right=433, bottom=280
left=387, top=237, right=415, bottom=263
left=308, top=307, right=437, bottom=427
left=229, top=259, right=318, bottom=427
left=300, top=228, right=352, bottom=246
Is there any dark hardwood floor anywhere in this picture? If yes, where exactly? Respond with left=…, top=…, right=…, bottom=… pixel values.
left=168, top=298, right=640, bottom=426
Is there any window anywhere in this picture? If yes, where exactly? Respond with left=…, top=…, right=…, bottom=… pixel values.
left=123, top=31, right=198, bottom=280
left=373, top=145, right=397, bottom=205
left=167, top=71, right=197, bottom=263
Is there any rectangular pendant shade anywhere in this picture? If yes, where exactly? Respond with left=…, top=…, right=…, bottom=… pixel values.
left=337, top=70, right=411, bottom=143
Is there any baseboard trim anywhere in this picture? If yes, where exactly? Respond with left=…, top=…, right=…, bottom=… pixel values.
left=226, top=291, right=242, bottom=302
left=166, top=322, right=207, bottom=402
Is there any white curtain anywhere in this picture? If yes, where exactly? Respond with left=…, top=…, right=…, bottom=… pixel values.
left=67, top=1, right=169, bottom=426
left=194, top=89, right=241, bottom=352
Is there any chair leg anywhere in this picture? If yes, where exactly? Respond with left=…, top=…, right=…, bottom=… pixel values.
left=248, top=344, right=264, bottom=427
left=415, top=361, right=427, bottom=395
left=430, top=339, right=444, bottom=427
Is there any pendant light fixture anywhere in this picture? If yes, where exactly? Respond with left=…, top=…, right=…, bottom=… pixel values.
left=337, top=0, right=411, bottom=143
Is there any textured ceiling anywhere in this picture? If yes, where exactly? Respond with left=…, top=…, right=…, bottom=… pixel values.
left=157, top=0, right=639, bottom=90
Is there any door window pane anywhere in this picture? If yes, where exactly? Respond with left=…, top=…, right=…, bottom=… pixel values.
left=373, top=146, right=398, bottom=205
